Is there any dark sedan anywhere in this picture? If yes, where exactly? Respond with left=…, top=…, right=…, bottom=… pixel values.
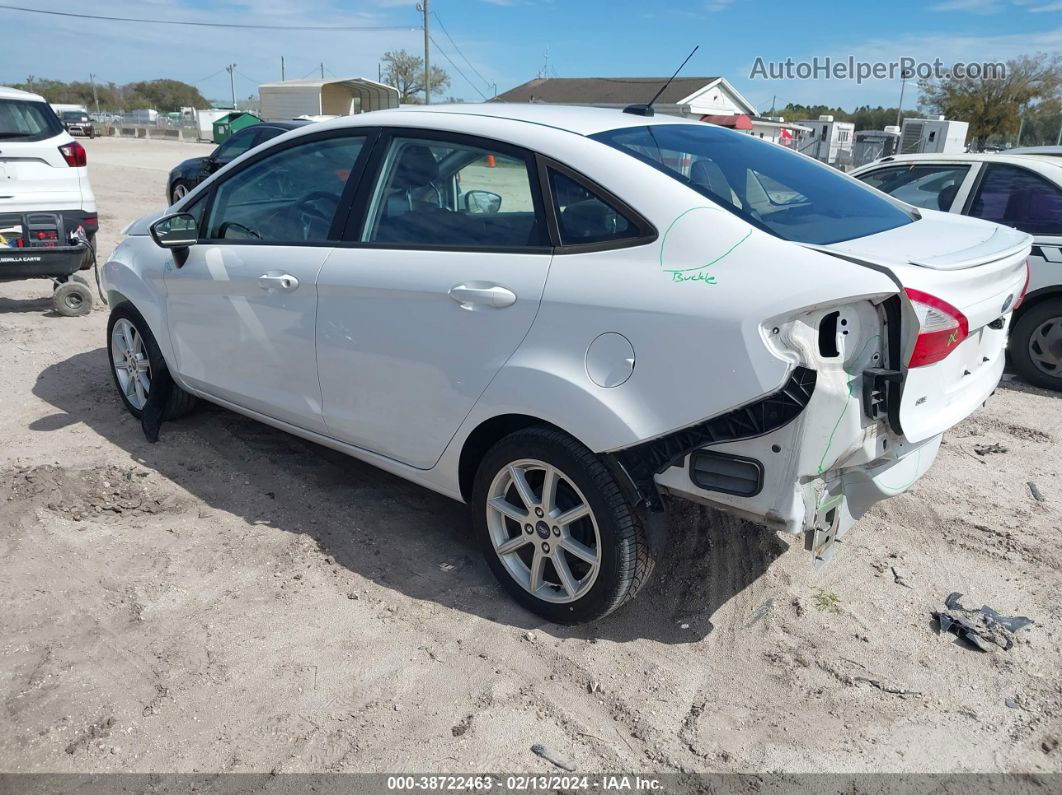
left=166, top=120, right=308, bottom=204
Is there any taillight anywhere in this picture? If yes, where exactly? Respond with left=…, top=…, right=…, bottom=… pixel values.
left=58, top=140, right=87, bottom=167
left=905, top=288, right=969, bottom=368
left=1012, top=260, right=1031, bottom=311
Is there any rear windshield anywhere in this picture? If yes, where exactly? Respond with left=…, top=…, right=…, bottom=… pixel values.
left=591, top=124, right=913, bottom=245
left=0, top=98, right=64, bottom=142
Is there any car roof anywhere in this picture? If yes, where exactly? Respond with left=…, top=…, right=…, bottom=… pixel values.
left=0, top=85, right=46, bottom=103
left=324, top=102, right=704, bottom=137
left=856, top=151, right=1062, bottom=172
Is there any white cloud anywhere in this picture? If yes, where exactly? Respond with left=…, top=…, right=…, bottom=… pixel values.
left=930, top=0, right=1005, bottom=12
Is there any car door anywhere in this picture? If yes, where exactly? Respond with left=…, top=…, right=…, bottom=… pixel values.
left=315, top=129, right=553, bottom=469
left=964, top=162, right=1062, bottom=292
left=855, top=161, right=977, bottom=212
left=164, top=130, right=373, bottom=432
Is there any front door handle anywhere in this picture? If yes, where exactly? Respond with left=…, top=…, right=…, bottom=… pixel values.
left=448, top=283, right=517, bottom=308
left=258, top=273, right=299, bottom=292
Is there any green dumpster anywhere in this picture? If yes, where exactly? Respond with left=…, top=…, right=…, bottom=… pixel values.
left=212, top=111, right=260, bottom=144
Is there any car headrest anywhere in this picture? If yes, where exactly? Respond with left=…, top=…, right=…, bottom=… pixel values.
left=561, top=200, right=618, bottom=239
left=391, top=145, right=438, bottom=190
left=937, top=183, right=959, bottom=211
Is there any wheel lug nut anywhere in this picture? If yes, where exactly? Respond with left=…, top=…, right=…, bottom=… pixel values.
left=552, top=526, right=560, bottom=536
left=535, top=507, right=544, bottom=518
left=541, top=542, right=550, bottom=553
left=524, top=524, right=533, bottom=534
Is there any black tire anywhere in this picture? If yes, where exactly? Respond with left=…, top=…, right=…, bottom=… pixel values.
left=169, top=181, right=191, bottom=205
left=107, top=303, right=198, bottom=420
left=53, top=281, right=93, bottom=317
left=1010, top=298, right=1062, bottom=392
left=472, top=426, right=655, bottom=624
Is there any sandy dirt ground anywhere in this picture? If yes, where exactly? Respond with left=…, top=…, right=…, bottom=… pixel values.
left=0, top=137, right=1059, bottom=777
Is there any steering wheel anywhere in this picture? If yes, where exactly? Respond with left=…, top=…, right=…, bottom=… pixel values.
left=261, top=191, right=340, bottom=241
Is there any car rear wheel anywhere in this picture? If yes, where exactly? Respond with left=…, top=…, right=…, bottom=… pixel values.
left=107, top=304, right=197, bottom=420
left=473, top=427, right=655, bottom=624
left=1010, top=298, right=1062, bottom=392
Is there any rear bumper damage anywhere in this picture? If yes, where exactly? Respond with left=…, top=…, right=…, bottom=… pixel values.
left=609, top=293, right=1001, bottom=565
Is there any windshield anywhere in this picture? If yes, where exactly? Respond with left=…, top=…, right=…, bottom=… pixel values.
left=62, top=111, right=88, bottom=121
left=591, top=124, right=913, bottom=245
left=0, top=98, right=64, bottom=141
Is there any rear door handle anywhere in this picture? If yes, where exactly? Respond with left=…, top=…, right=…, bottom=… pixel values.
left=258, top=272, right=299, bottom=292
left=448, top=283, right=517, bottom=308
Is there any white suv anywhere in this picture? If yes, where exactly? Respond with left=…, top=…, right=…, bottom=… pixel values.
left=0, top=86, right=98, bottom=254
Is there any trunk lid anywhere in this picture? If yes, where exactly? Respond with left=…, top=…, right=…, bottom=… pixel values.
left=814, top=211, right=1031, bottom=443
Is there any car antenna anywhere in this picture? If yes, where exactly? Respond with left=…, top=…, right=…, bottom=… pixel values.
left=624, top=45, right=699, bottom=117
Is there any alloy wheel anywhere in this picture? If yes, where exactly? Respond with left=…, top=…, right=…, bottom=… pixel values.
left=111, top=318, right=151, bottom=410
left=485, top=458, right=602, bottom=604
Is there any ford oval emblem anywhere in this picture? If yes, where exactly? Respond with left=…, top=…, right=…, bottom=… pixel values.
left=1001, top=294, right=1014, bottom=313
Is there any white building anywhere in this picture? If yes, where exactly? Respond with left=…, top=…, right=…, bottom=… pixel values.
left=494, top=76, right=809, bottom=146
left=258, top=78, right=399, bottom=121
left=794, top=116, right=856, bottom=166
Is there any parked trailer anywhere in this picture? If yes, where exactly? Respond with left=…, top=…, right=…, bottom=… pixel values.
left=900, top=117, right=968, bottom=154
left=258, top=78, right=399, bottom=121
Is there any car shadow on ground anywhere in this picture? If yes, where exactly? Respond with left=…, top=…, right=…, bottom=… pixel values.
left=31, top=348, right=787, bottom=645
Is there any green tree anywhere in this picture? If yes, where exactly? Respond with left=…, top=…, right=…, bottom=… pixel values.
left=381, top=49, right=450, bottom=103
left=124, top=79, right=209, bottom=111
left=919, top=53, right=1062, bottom=149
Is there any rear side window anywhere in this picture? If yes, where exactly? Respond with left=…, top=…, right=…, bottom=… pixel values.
left=592, top=124, right=913, bottom=245
left=362, top=136, right=546, bottom=249
left=858, top=164, right=971, bottom=211
left=0, top=99, right=64, bottom=142
left=549, top=169, right=639, bottom=245
left=969, top=164, right=1062, bottom=236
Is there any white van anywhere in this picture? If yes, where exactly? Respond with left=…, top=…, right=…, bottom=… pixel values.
left=0, top=86, right=98, bottom=248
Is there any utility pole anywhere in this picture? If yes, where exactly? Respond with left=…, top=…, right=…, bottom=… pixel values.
left=417, top=0, right=430, bottom=104
left=281, top=56, right=285, bottom=81
left=1056, top=114, right=1061, bottom=146
left=226, top=63, right=237, bottom=110
left=320, top=62, right=324, bottom=79
left=89, top=72, right=99, bottom=114
left=895, top=68, right=911, bottom=128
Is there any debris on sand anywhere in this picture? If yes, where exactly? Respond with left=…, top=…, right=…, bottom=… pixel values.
left=852, top=676, right=922, bottom=699
left=451, top=715, right=473, bottom=737
left=934, top=592, right=1033, bottom=652
left=891, top=566, right=913, bottom=588
left=973, top=442, right=1008, bottom=456
left=746, top=598, right=774, bottom=627
left=1028, top=481, right=1046, bottom=502
left=531, top=743, right=576, bottom=771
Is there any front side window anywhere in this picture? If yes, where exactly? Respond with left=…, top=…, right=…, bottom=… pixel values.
left=857, top=164, right=971, bottom=211
left=969, top=164, right=1062, bottom=236
left=549, top=169, right=638, bottom=245
left=0, top=99, right=64, bottom=142
left=592, top=124, right=913, bottom=245
left=206, top=134, right=365, bottom=242
left=363, top=136, right=545, bottom=249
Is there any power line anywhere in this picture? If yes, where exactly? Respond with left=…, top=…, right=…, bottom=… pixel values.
left=431, top=10, right=493, bottom=95
left=0, top=4, right=420, bottom=31
left=236, top=70, right=263, bottom=87
left=429, top=34, right=487, bottom=101
left=190, top=68, right=227, bottom=85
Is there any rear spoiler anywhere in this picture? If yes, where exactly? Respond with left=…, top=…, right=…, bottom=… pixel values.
left=908, top=228, right=1033, bottom=270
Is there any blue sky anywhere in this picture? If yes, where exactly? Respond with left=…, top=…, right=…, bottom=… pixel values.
left=3, top=0, right=1060, bottom=111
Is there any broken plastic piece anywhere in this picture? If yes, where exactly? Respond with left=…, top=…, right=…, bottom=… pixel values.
left=934, top=592, right=1033, bottom=652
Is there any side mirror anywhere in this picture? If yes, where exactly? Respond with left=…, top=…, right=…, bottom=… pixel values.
left=463, top=190, right=502, bottom=214
left=150, top=212, right=198, bottom=250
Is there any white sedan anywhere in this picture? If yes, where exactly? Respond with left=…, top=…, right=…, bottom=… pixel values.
left=852, top=152, right=1061, bottom=391
left=103, top=105, right=1029, bottom=623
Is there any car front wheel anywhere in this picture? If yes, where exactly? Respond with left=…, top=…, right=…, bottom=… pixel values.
left=170, top=181, right=191, bottom=204
left=1010, top=298, right=1062, bottom=392
left=107, top=304, right=197, bottom=420
left=473, top=427, right=655, bottom=624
